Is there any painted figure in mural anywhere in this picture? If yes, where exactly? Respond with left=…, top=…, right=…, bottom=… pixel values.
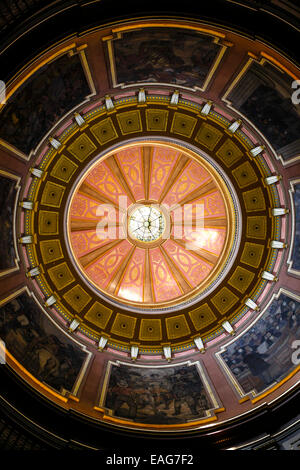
left=110, top=378, right=138, bottom=419
left=0, top=294, right=86, bottom=393
left=171, top=368, right=210, bottom=416
left=240, top=345, right=273, bottom=385
left=105, top=363, right=213, bottom=423
left=132, top=384, right=155, bottom=411
left=222, top=293, right=300, bottom=394
left=172, top=381, right=198, bottom=415
left=24, top=334, right=61, bottom=381
left=0, top=54, right=90, bottom=154
left=229, top=63, right=300, bottom=158
left=292, top=185, right=300, bottom=271
left=148, top=373, right=173, bottom=412
left=0, top=176, right=16, bottom=271
left=113, top=28, right=220, bottom=89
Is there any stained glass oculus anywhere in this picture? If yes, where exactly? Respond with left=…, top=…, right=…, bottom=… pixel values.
left=128, top=205, right=164, bottom=242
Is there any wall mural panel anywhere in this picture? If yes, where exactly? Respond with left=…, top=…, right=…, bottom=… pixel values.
left=106, top=28, right=224, bottom=90
left=0, top=291, right=89, bottom=395
left=288, top=180, right=300, bottom=275
left=0, top=53, right=91, bottom=155
left=226, top=61, right=300, bottom=162
left=100, top=360, right=222, bottom=425
left=217, top=290, right=300, bottom=399
left=0, top=173, right=19, bottom=274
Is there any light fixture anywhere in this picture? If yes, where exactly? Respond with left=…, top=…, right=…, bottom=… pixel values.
left=30, top=168, right=43, bottom=178
left=222, top=321, right=235, bottom=335
left=26, top=267, right=40, bottom=278
left=265, top=175, right=281, bottom=185
left=272, top=208, right=289, bottom=216
left=98, top=336, right=108, bottom=351
left=44, top=295, right=56, bottom=307
left=49, top=137, right=61, bottom=149
left=261, top=271, right=278, bottom=282
left=170, top=90, right=180, bottom=106
left=250, top=145, right=265, bottom=157
left=74, top=112, right=85, bottom=126
left=271, top=240, right=287, bottom=249
left=18, top=235, right=33, bottom=244
left=200, top=100, right=212, bottom=116
left=69, top=318, right=80, bottom=332
left=228, top=120, right=241, bottom=133
left=105, top=95, right=114, bottom=111
left=19, top=201, right=33, bottom=210
left=163, top=345, right=172, bottom=361
left=138, top=88, right=146, bottom=103
left=245, top=298, right=259, bottom=311
left=194, top=337, right=205, bottom=353
left=131, top=345, right=139, bottom=361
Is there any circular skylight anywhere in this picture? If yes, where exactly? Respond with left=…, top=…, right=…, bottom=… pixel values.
left=66, top=141, right=237, bottom=310
left=128, top=205, right=164, bottom=242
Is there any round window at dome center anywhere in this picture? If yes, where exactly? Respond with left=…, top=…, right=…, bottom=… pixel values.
left=128, top=205, right=165, bottom=243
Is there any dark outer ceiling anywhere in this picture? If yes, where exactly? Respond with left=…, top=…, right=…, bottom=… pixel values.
left=0, top=0, right=299, bottom=84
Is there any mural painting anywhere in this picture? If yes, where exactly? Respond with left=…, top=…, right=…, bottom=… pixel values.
left=110, top=28, right=222, bottom=89
left=219, top=292, right=300, bottom=396
left=228, top=62, right=300, bottom=160
left=0, top=175, right=17, bottom=272
left=0, top=53, right=91, bottom=155
left=290, top=183, right=300, bottom=272
left=0, top=292, right=88, bottom=394
left=102, top=361, right=220, bottom=424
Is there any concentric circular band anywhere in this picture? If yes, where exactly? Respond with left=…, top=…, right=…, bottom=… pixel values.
left=64, top=137, right=241, bottom=313
left=22, top=95, right=277, bottom=350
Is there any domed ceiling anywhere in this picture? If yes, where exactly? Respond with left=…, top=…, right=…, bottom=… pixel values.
left=0, top=12, right=299, bottom=444
left=67, top=141, right=234, bottom=309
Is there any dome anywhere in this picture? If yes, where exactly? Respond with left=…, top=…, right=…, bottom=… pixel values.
left=0, top=0, right=299, bottom=452
left=67, top=140, right=236, bottom=309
